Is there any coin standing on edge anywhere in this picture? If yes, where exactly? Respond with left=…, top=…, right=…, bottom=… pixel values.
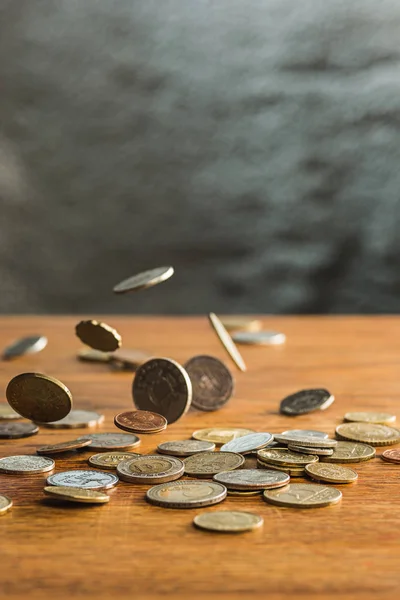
left=146, top=480, right=227, bottom=508
left=40, top=410, right=104, bottom=429
left=0, top=422, right=39, bottom=439
left=232, top=331, right=286, bottom=346
left=75, top=320, right=121, bottom=352
left=36, top=438, right=92, bottom=455
left=208, top=312, right=247, bottom=372
left=89, top=452, right=141, bottom=470
left=43, top=486, right=110, bottom=504
left=335, top=423, right=400, bottom=446
left=184, top=451, right=245, bottom=478
left=263, top=483, right=342, bottom=508
left=213, top=469, right=290, bottom=490
left=305, top=463, right=358, bottom=484
left=0, top=455, right=55, bottom=474
left=78, top=433, right=140, bottom=451
left=114, top=410, right=167, bottom=434
left=193, top=511, right=263, bottom=533
left=117, top=455, right=184, bottom=484
left=6, top=372, right=72, bottom=422
left=0, top=495, right=13, bottom=514
left=113, top=266, right=174, bottom=294
left=2, top=335, right=48, bottom=360
left=157, top=440, right=216, bottom=457
left=220, top=432, right=274, bottom=454
left=184, top=355, right=234, bottom=412
left=280, top=388, right=334, bottom=415
left=47, top=470, right=119, bottom=490
left=192, top=428, right=255, bottom=445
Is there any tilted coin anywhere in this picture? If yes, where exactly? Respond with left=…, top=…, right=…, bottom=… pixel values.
left=146, top=480, right=227, bottom=508
left=157, top=440, right=216, bottom=457
left=0, top=455, right=55, bottom=474
left=0, top=495, right=13, bottom=514
left=208, top=312, right=247, bottom=372
left=282, top=429, right=329, bottom=439
left=227, top=489, right=263, bottom=496
left=305, top=463, right=358, bottom=484
left=184, top=451, right=245, bottom=478
left=193, top=511, right=263, bottom=533
left=6, top=372, right=72, bottom=422
left=320, top=441, right=376, bottom=463
left=77, top=348, right=111, bottom=363
left=335, top=423, right=400, bottom=446
left=2, top=335, right=48, bottom=360
left=232, top=330, right=286, bottom=346
left=184, top=355, right=234, bottom=411
left=280, top=388, right=334, bottom=415
left=43, top=486, right=110, bottom=504
left=77, top=432, right=140, bottom=450
left=75, top=320, right=121, bottom=352
left=0, top=422, right=39, bottom=439
left=0, top=404, right=22, bottom=420
left=213, top=468, right=289, bottom=490
left=113, top=266, right=174, bottom=294
left=192, top=428, right=255, bottom=445
left=273, top=433, right=337, bottom=448
left=114, top=410, right=167, bottom=434
left=133, top=358, right=192, bottom=424
left=220, top=432, right=274, bottom=455
left=47, top=470, right=118, bottom=490
left=257, top=448, right=319, bottom=467
left=344, top=412, right=396, bottom=425
left=288, top=445, right=334, bottom=456
left=257, top=461, right=305, bottom=477
left=117, top=455, right=184, bottom=484
left=380, top=449, right=400, bottom=464
left=88, top=452, right=141, bottom=469
left=39, top=409, right=104, bottom=429
left=36, top=438, right=92, bottom=455
left=219, top=317, right=262, bottom=333
left=263, top=483, right=342, bottom=508
left=110, top=348, right=153, bottom=370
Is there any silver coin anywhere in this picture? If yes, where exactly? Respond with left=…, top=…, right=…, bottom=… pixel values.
left=288, top=444, right=334, bottom=456
left=47, top=470, right=118, bottom=490
left=273, top=433, right=337, bottom=448
left=280, top=389, right=334, bottom=416
left=36, top=409, right=104, bottom=429
left=231, top=330, right=286, bottom=346
left=220, top=433, right=274, bottom=454
left=77, top=432, right=140, bottom=450
left=184, top=355, right=234, bottom=412
left=146, top=480, right=227, bottom=508
left=0, top=404, right=22, bottom=420
left=282, top=429, right=329, bottom=439
left=113, top=266, right=174, bottom=294
left=157, top=440, right=216, bottom=457
left=213, top=468, right=289, bottom=490
left=2, top=335, right=48, bottom=360
left=0, top=422, right=39, bottom=439
left=0, top=455, right=55, bottom=474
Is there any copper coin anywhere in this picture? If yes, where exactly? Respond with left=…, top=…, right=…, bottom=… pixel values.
left=114, top=410, right=167, bottom=434
left=184, top=355, right=234, bottom=411
left=36, top=438, right=92, bottom=455
left=0, top=422, right=39, bottom=439
left=380, top=449, right=400, bottom=464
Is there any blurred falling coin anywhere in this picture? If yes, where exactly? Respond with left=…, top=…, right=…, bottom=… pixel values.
left=193, top=511, right=263, bottom=533
left=220, top=432, right=274, bottom=454
left=263, top=483, right=342, bottom=508
left=2, top=335, right=48, bottom=360
left=43, top=486, right=110, bottom=504
left=88, top=452, right=141, bottom=470
left=0, top=495, right=13, bottom=514
left=75, top=320, right=121, bottom=352
left=335, top=423, right=400, bottom=446
left=219, top=317, right=262, bottom=333
left=0, top=422, right=39, bottom=439
left=0, top=404, right=22, bottom=420
left=157, top=440, right=216, bottom=457
left=6, top=372, right=72, bottom=422
left=114, top=410, right=167, bottom=434
left=280, top=388, right=334, bottom=416
left=39, top=409, right=104, bottom=429
left=36, top=438, right=92, bottom=455
left=113, top=266, right=174, bottom=294
left=146, top=480, right=227, bottom=508
left=192, top=427, right=255, bottom=445
left=117, top=455, right=184, bottom=484
left=344, top=412, right=396, bottom=425
left=78, top=432, right=140, bottom=451
left=184, top=355, right=234, bottom=411
left=208, top=313, right=247, bottom=372
left=184, top=451, right=245, bottom=478
left=320, top=441, right=376, bottom=463
left=305, top=463, right=358, bottom=484
left=380, top=449, right=400, bottom=464
left=0, top=455, right=54, bottom=474
left=232, top=330, right=286, bottom=346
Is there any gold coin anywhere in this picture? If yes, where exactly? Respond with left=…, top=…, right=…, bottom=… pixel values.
left=0, top=495, right=13, bottom=515
left=288, top=444, right=334, bottom=456
left=89, top=452, right=141, bottom=469
left=257, top=460, right=305, bottom=477
left=336, top=422, right=400, bottom=446
left=320, top=441, right=376, bottom=463
left=305, top=463, right=358, bottom=484
left=6, top=372, right=72, bottom=423
left=0, top=404, right=22, bottom=420
left=43, top=486, right=110, bottom=504
left=257, top=448, right=319, bottom=467
left=75, top=320, right=121, bottom=352
left=184, top=451, right=245, bottom=478
left=263, top=483, right=342, bottom=508
left=193, top=511, right=263, bottom=533
left=344, top=412, right=396, bottom=425
left=77, top=348, right=111, bottom=363
left=192, top=428, right=255, bottom=445
left=117, top=455, right=184, bottom=484
left=39, top=409, right=104, bottom=429
left=208, top=313, right=247, bottom=372
left=113, top=266, right=174, bottom=294
left=146, top=480, right=227, bottom=508
left=36, top=438, right=92, bottom=455
left=219, top=317, right=262, bottom=333
left=227, top=489, right=263, bottom=497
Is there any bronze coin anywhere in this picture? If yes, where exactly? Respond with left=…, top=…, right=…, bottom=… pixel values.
left=184, top=355, right=234, bottom=412
left=75, top=320, right=121, bottom=352
left=380, top=449, right=400, bottom=464
left=114, top=410, right=167, bottom=434
left=36, top=438, right=92, bottom=455
left=6, top=372, right=72, bottom=422
left=0, top=422, right=39, bottom=439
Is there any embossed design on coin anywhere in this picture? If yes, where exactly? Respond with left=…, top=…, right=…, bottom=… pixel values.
left=146, top=480, right=227, bottom=508
left=40, top=409, right=104, bottom=429
left=194, top=511, right=263, bottom=533
left=320, top=441, right=376, bottom=463
left=88, top=452, right=140, bottom=469
left=213, top=469, right=289, bottom=490
left=157, top=440, right=216, bottom=457
left=114, top=410, right=167, bottom=433
left=0, top=422, right=39, bottom=439
left=336, top=423, right=400, bottom=446
left=2, top=335, right=48, bottom=360
left=263, top=483, right=342, bottom=508
left=37, top=438, right=92, bottom=455
left=232, top=330, right=286, bottom=346
left=75, top=320, right=121, bottom=352
left=344, top=412, right=396, bottom=425
left=380, top=449, right=400, bottom=464
left=6, top=372, right=72, bottom=422
left=133, top=358, right=192, bottom=424
left=0, top=495, right=13, bottom=514
left=192, top=428, right=255, bottom=445
left=184, top=451, right=245, bottom=477
left=0, top=455, right=55, bottom=474
left=273, top=433, right=337, bottom=448
left=220, top=432, right=274, bottom=454
left=78, top=433, right=140, bottom=450
left=305, top=463, right=358, bottom=484
left=184, top=355, right=234, bottom=411
left=113, top=266, right=174, bottom=294
left=117, top=455, right=184, bottom=484
left=208, top=312, right=247, bottom=372
left=280, top=388, right=334, bottom=415
left=0, top=404, right=22, bottom=420
left=288, top=445, right=333, bottom=456
left=282, top=430, right=329, bottom=439
left=43, top=486, right=110, bottom=504
left=47, top=470, right=118, bottom=489
left=257, top=448, right=319, bottom=467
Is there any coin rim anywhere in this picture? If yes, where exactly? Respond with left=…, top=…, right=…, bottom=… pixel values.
left=146, top=480, right=227, bottom=508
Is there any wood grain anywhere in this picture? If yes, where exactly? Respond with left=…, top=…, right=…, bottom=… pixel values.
left=0, top=316, right=399, bottom=600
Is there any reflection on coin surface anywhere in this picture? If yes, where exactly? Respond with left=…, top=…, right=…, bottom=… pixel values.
left=280, top=389, right=334, bottom=415
left=0, top=495, right=13, bottom=514
left=37, top=438, right=92, bottom=455
left=288, top=445, right=333, bottom=456
left=2, top=335, right=48, bottom=360
left=0, top=404, right=22, bottom=420
left=320, top=441, right=376, bottom=463
left=113, top=266, right=174, bottom=294
left=6, top=372, right=72, bottom=422
left=184, top=355, right=234, bottom=411
left=184, top=451, right=245, bottom=477
left=117, top=455, right=184, bottom=484
left=214, top=469, right=289, bottom=490
left=282, top=430, right=329, bottom=439
left=305, top=463, right=358, bottom=484
left=257, top=448, right=319, bottom=467
left=157, top=440, right=215, bottom=457
left=146, top=480, right=227, bottom=508
left=220, top=432, right=274, bottom=454
left=75, top=320, right=121, bottom=352
left=219, top=317, right=262, bottom=333
left=40, top=409, right=104, bottom=429
left=380, top=449, right=400, bottom=464
left=133, top=358, right=192, bottom=424
left=336, top=423, right=400, bottom=446
left=0, top=422, right=39, bottom=439
left=78, top=433, right=140, bottom=450
left=114, top=410, right=167, bottom=433
left=89, top=452, right=140, bottom=469
left=192, top=428, right=255, bottom=445
left=0, top=455, right=55, bottom=474
left=208, top=313, right=247, bottom=372
left=194, top=511, right=263, bottom=533
left=232, top=330, right=286, bottom=346
left=264, top=483, right=342, bottom=508
left=273, top=433, right=337, bottom=448
left=47, top=470, right=118, bottom=489
left=43, top=486, right=110, bottom=504
left=344, top=412, right=396, bottom=425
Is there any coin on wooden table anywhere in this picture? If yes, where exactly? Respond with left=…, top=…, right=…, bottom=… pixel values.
left=184, top=451, right=245, bottom=478
left=320, top=441, right=376, bottom=463
left=40, top=409, right=104, bottom=429
left=257, top=461, right=305, bottom=477
left=192, top=428, right=255, bottom=445
left=273, top=433, right=337, bottom=448
left=146, top=480, right=227, bottom=508
left=208, top=313, right=247, bottom=372
left=47, top=470, right=118, bottom=489
left=264, top=483, right=342, bottom=508
left=344, top=412, right=396, bottom=425
left=36, top=438, right=92, bottom=455
left=2, top=335, right=48, bottom=360
left=111, top=348, right=153, bottom=371
left=0, top=455, right=55, bottom=474
left=282, top=429, right=329, bottom=439
left=220, top=432, right=274, bottom=454
left=257, top=448, right=319, bottom=467
left=43, top=486, right=110, bottom=504
left=113, top=266, right=174, bottom=294
left=114, top=410, right=167, bottom=434
left=184, top=355, right=234, bottom=412
left=288, top=445, right=334, bottom=456
left=232, top=330, right=286, bottom=346
left=0, top=404, right=22, bottom=420
left=336, top=423, right=400, bottom=446
left=6, top=372, right=72, bottom=422
left=75, top=320, right=121, bottom=352
left=133, top=358, right=192, bottom=424
left=0, top=495, right=13, bottom=514
left=305, top=463, right=358, bottom=484
left=78, top=432, right=140, bottom=451
left=219, top=317, right=262, bottom=333
left=214, top=468, right=289, bottom=490
left=77, top=348, right=111, bottom=363
left=117, top=455, right=184, bottom=484
left=194, top=511, right=263, bottom=533
left=0, top=422, right=39, bottom=439
left=89, top=452, right=140, bottom=469
left=280, top=388, right=334, bottom=415
left=380, top=449, right=400, bottom=464
left=157, top=440, right=216, bottom=457
left=227, top=489, right=263, bottom=496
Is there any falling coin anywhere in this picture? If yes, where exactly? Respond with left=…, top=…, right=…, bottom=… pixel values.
left=193, top=511, right=263, bottom=533
left=263, top=483, right=342, bottom=508
left=75, top=320, right=121, bottom=352
left=36, top=438, right=92, bottom=455
left=0, top=495, right=13, bottom=515
left=113, top=266, right=174, bottom=294
left=305, top=463, right=358, bottom=484
left=117, top=455, right=184, bottom=484
left=47, top=470, right=119, bottom=490
left=0, top=422, right=39, bottom=439
left=220, top=432, right=274, bottom=454
left=2, top=335, right=48, bottom=360
left=335, top=423, right=400, bottom=446
left=184, top=355, right=234, bottom=412
left=157, top=440, right=216, bottom=457
left=184, top=451, right=245, bottom=478
left=380, top=449, right=400, bottom=464
left=77, top=433, right=140, bottom=451
left=114, top=410, right=167, bottom=434
left=219, top=317, right=262, bottom=333
left=208, top=313, right=247, bottom=372
left=213, top=469, right=289, bottom=490
left=232, top=331, right=286, bottom=346
left=6, top=372, right=72, bottom=422
left=280, top=389, right=334, bottom=416
left=39, top=409, right=104, bottom=429
left=0, top=404, right=22, bottom=420
left=43, top=486, right=110, bottom=504
left=320, top=441, right=376, bottom=463
left=344, top=412, right=396, bottom=425
left=192, top=428, right=255, bottom=445
left=146, top=480, right=227, bottom=508
left=88, top=452, right=141, bottom=470
left=0, top=455, right=55, bottom=474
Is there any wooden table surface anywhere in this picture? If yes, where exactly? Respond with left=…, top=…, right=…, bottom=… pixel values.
left=0, top=316, right=399, bottom=600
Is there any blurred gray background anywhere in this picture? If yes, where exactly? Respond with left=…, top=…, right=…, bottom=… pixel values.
left=1, top=0, right=400, bottom=314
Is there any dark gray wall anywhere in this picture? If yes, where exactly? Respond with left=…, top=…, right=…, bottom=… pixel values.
left=1, top=0, right=400, bottom=314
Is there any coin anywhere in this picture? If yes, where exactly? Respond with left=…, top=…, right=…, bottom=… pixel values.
left=39, top=409, right=104, bottom=429
left=208, top=313, right=247, bottom=372
left=320, top=441, right=376, bottom=463
left=344, top=412, right=396, bottom=425
left=220, top=433, right=274, bottom=454
left=157, top=440, right=216, bottom=457
left=227, top=489, right=263, bottom=496
left=2, top=335, right=48, bottom=360
left=113, top=266, right=174, bottom=294
left=282, top=429, right=329, bottom=439
left=6, top=372, right=72, bottom=422
left=36, top=438, right=92, bottom=455
left=75, top=320, right=121, bottom=352
left=280, top=388, right=334, bottom=415
left=117, top=455, right=184, bottom=484
left=288, top=445, right=334, bottom=456
left=184, top=451, right=245, bottom=478
left=146, top=480, right=227, bottom=508
left=111, top=348, right=153, bottom=370
left=257, top=461, right=305, bottom=477
left=0, top=495, right=13, bottom=514
left=77, top=348, right=111, bottom=363
left=77, top=433, right=140, bottom=450
left=232, top=330, right=286, bottom=346
left=47, top=470, right=118, bottom=490
left=184, top=355, right=234, bottom=411
left=192, top=428, right=255, bottom=445
left=114, top=410, right=167, bottom=434
left=263, top=483, right=342, bottom=508
left=43, top=486, right=110, bottom=504
left=0, top=404, right=22, bottom=420
left=88, top=452, right=141, bottom=469
left=257, top=448, right=319, bottom=467
left=0, top=455, right=54, bottom=474
left=213, top=469, right=289, bottom=490
left=305, top=463, right=358, bottom=484
left=219, top=317, right=262, bottom=333
left=132, top=358, right=192, bottom=424
left=273, top=433, right=337, bottom=448
left=193, top=511, right=263, bottom=533
left=0, top=422, right=39, bottom=439
left=335, top=423, right=400, bottom=446
left=380, top=449, right=400, bottom=464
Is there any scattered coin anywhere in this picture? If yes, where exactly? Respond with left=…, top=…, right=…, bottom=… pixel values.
left=0, top=495, right=13, bottom=514
left=113, top=266, right=174, bottom=294
left=273, top=433, right=337, bottom=448
left=220, top=432, right=274, bottom=454
left=117, top=455, right=184, bottom=484
left=0, top=455, right=55, bottom=474
left=380, top=449, right=400, bottom=464
left=305, top=463, right=358, bottom=484
left=320, top=441, right=376, bottom=463
left=6, top=372, right=72, bottom=422
left=232, top=330, right=286, bottom=346
left=77, top=348, right=111, bottom=363
left=78, top=433, right=140, bottom=451
left=75, top=320, right=121, bottom=352
left=219, top=317, right=262, bottom=333
left=2, top=335, right=48, bottom=361
left=47, top=470, right=118, bottom=489
left=157, top=440, right=216, bottom=457
left=263, top=483, right=342, bottom=508
left=0, top=422, right=39, bottom=439
left=184, top=451, right=245, bottom=478
left=213, top=469, right=289, bottom=490
left=114, top=410, right=167, bottom=434
left=282, top=429, right=329, bottom=439
left=336, top=423, right=400, bottom=446
left=89, top=452, right=141, bottom=469
left=0, top=404, right=22, bottom=420
left=36, top=438, right=92, bottom=455
left=146, top=480, right=227, bottom=508
left=39, top=409, right=104, bottom=429
left=344, top=412, right=396, bottom=425
left=193, top=511, right=263, bottom=533
left=43, top=486, right=110, bottom=504
left=257, top=448, right=319, bottom=467
left=133, top=358, right=192, bottom=424
left=227, top=489, right=263, bottom=497
left=280, top=388, right=334, bottom=416
left=208, top=313, right=247, bottom=372
left=192, top=428, right=256, bottom=445
left=257, top=461, right=305, bottom=477
left=110, top=348, right=153, bottom=370
left=184, top=355, right=234, bottom=412
left=288, top=445, right=334, bottom=456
